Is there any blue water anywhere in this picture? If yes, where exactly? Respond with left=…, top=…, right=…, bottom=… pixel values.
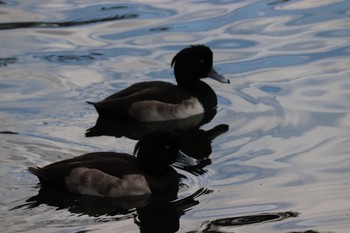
left=1, top=0, right=350, bottom=232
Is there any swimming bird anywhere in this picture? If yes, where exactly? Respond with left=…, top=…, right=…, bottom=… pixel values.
left=87, top=45, right=229, bottom=121
left=28, top=131, right=181, bottom=197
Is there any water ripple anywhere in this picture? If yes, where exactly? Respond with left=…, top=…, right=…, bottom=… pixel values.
left=192, top=211, right=299, bottom=232
left=1, top=0, right=350, bottom=232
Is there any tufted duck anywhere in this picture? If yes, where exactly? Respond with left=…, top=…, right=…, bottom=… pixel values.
left=28, top=131, right=181, bottom=197
left=87, top=45, right=229, bottom=121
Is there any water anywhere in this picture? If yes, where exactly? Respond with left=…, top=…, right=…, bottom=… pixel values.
left=1, top=0, right=350, bottom=232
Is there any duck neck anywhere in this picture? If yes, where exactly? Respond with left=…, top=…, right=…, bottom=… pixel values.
left=174, top=70, right=198, bottom=89
left=176, top=79, right=197, bottom=89
left=180, top=78, right=218, bottom=112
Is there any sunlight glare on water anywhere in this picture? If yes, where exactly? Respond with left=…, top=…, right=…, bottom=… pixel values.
left=1, top=0, right=350, bottom=232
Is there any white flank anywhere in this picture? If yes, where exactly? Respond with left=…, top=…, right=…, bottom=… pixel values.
left=129, top=97, right=204, bottom=122
left=65, top=167, right=151, bottom=197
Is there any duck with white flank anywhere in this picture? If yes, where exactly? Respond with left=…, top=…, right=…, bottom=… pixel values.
left=87, top=45, right=229, bottom=121
left=28, top=131, right=181, bottom=197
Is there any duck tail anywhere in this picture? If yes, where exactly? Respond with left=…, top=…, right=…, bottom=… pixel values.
left=86, top=101, right=103, bottom=116
left=28, top=167, right=46, bottom=182
left=86, top=101, right=96, bottom=106
left=28, top=166, right=42, bottom=177
left=28, top=166, right=50, bottom=184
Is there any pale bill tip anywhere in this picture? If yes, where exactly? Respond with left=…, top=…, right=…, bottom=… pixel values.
left=207, top=67, right=230, bottom=84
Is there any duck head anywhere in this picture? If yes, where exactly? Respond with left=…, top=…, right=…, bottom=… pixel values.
left=134, top=131, right=179, bottom=175
left=171, top=45, right=229, bottom=86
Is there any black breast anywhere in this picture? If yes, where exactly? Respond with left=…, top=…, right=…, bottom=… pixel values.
left=144, top=167, right=180, bottom=196
left=186, top=81, right=218, bottom=112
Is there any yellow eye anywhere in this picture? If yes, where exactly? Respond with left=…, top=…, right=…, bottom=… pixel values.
left=199, top=59, right=205, bottom=64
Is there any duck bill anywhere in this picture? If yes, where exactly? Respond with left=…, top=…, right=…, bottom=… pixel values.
left=207, top=67, right=230, bottom=83
left=175, top=150, right=199, bottom=166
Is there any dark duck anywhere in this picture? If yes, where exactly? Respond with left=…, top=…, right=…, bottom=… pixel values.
left=87, top=45, right=229, bottom=121
left=28, top=131, right=181, bottom=197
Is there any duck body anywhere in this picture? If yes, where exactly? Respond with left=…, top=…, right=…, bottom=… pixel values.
left=88, top=45, right=229, bottom=122
left=28, top=131, right=180, bottom=197
left=90, top=80, right=217, bottom=122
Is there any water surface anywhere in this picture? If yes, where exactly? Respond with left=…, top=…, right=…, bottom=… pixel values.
left=1, top=0, right=350, bottom=232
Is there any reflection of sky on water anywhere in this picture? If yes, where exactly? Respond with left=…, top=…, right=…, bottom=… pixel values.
left=1, top=0, right=350, bottom=232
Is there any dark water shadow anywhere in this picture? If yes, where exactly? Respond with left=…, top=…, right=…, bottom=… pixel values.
left=0, top=4, right=141, bottom=30
left=190, top=211, right=299, bottom=233
left=268, top=0, right=292, bottom=6
left=0, top=57, right=18, bottom=66
left=0, top=14, right=137, bottom=30
left=0, top=131, right=18, bottom=134
left=288, top=230, right=333, bottom=233
left=0, top=3, right=176, bottom=30
left=86, top=110, right=229, bottom=163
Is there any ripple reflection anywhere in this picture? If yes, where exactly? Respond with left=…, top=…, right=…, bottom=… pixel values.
left=192, top=211, right=299, bottom=233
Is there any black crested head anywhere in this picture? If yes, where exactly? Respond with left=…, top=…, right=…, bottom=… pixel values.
left=171, top=45, right=214, bottom=85
left=134, top=131, right=179, bottom=175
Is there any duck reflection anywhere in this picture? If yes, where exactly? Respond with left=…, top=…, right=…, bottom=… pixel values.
left=136, top=195, right=199, bottom=233
left=25, top=186, right=199, bottom=233
left=26, top=187, right=150, bottom=216
left=86, top=110, right=228, bottom=161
